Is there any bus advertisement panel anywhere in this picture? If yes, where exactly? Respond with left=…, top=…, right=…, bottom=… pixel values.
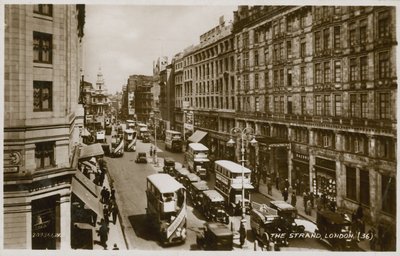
left=146, top=174, right=187, bottom=245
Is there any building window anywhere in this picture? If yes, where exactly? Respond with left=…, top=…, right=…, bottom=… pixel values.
left=334, top=26, right=341, bottom=48
left=334, top=95, right=342, bottom=116
left=254, top=30, right=259, bottom=44
left=315, top=63, right=322, bottom=84
left=300, top=38, right=306, bottom=57
left=287, top=40, right=292, bottom=58
left=349, top=23, right=357, bottom=47
left=265, top=71, right=269, bottom=87
left=243, top=52, right=249, bottom=68
left=350, top=94, right=357, bottom=118
left=287, top=69, right=292, bottom=87
left=35, top=142, right=55, bottom=169
left=360, top=169, right=370, bottom=205
left=274, top=44, right=279, bottom=61
left=381, top=175, right=396, bottom=215
left=243, top=74, right=249, bottom=92
left=243, top=32, right=249, bottom=48
left=264, top=48, right=269, bottom=64
left=273, top=70, right=278, bottom=87
left=265, top=96, right=269, bottom=113
left=361, top=94, right=368, bottom=118
left=301, top=96, right=306, bottom=115
left=279, top=69, right=284, bottom=87
left=324, top=62, right=331, bottom=83
left=346, top=166, right=357, bottom=201
left=315, top=95, right=322, bottom=115
left=287, top=96, right=292, bottom=114
left=33, top=4, right=53, bottom=16
left=324, top=95, right=331, bottom=116
left=33, top=81, right=52, bottom=111
left=379, top=51, right=390, bottom=79
left=280, top=96, right=284, bottom=114
left=379, top=92, right=390, bottom=119
left=323, top=28, right=330, bottom=49
left=33, top=32, right=52, bottom=64
left=274, top=96, right=279, bottom=113
left=350, top=58, right=357, bottom=82
left=360, top=56, right=368, bottom=81
left=359, top=19, right=367, bottom=45
left=315, top=31, right=321, bottom=53
left=287, top=19, right=292, bottom=32
left=255, top=97, right=260, bottom=112
left=300, top=14, right=306, bottom=28
left=280, top=42, right=284, bottom=60
left=254, top=73, right=259, bottom=89
left=378, top=11, right=390, bottom=38
left=300, top=66, right=306, bottom=86
left=377, top=136, right=395, bottom=160
left=254, top=50, right=259, bottom=66
left=334, top=60, right=341, bottom=82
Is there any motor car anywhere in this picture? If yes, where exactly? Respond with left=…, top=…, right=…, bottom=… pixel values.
left=174, top=168, right=190, bottom=184
left=269, top=200, right=305, bottom=234
left=135, top=152, right=147, bottom=163
left=181, top=173, right=201, bottom=188
left=201, top=190, right=229, bottom=224
left=188, top=181, right=209, bottom=208
left=316, top=210, right=360, bottom=251
left=163, top=157, right=175, bottom=176
left=196, top=222, right=233, bottom=250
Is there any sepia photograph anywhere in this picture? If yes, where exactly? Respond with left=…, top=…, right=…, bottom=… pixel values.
left=1, top=0, right=398, bottom=253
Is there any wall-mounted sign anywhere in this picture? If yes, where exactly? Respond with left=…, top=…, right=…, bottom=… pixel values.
left=4, top=150, right=22, bottom=173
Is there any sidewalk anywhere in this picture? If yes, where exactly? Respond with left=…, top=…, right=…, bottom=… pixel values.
left=258, top=180, right=372, bottom=251
left=92, top=165, right=127, bottom=250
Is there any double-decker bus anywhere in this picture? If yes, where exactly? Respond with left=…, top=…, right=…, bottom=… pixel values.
left=214, top=160, right=254, bottom=215
left=146, top=174, right=187, bottom=245
left=165, top=130, right=182, bottom=152
left=126, top=119, right=136, bottom=130
left=185, top=143, right=210, bottom=179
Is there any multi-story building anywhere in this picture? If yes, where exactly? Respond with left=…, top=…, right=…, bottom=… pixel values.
left=3, top=4, right=85, bottom=249
left=126, top=75, right=154, bottom=123
left=232, top=6, right=396, bottom=249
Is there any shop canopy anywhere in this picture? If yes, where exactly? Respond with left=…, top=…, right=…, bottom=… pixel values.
left=72, top=171, right=103, bottom=218
left=79, top=143, right=104, bottom=160
left=188, top=130, right=207, bottom=143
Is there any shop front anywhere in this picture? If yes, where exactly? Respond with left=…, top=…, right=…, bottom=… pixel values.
left=313, top=157, right=337, bottom=204
left=292, top=152, right=310, bottom=194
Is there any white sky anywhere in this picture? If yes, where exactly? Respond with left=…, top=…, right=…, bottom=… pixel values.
left=83, top=5, right=237, bottom=94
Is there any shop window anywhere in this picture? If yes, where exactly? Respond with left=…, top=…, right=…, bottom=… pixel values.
left=33, top=4, right=53, bottom=16
left=35, top=141, right=55, bottom=169
left=381, top=175, right=396, bottom=215
left=33, top=81, right=52, bottom=111
left=346, top=166, right=357, bottom=201
left=33, top=32, right=52, bottom=64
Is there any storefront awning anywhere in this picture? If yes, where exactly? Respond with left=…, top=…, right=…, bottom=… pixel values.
left=231, top=183, right=255, bottom=190
left=79, top=143, right=104, bottom=160
left=188, top=130, right=208, bottom=143
left=72, top=172, right=103, bottom=218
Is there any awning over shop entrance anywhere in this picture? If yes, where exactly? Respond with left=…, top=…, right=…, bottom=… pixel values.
left=79, top=143, right=104, bottom=160
left=72, top=172, right=103, bottom=218
left=255, top=136, right=289, bottom=149
left=188, top=130, right=208, bottom=143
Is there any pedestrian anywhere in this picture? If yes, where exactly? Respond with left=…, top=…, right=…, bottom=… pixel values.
left=306, top=199, right=312, bottom=215
left=110, top=187, right=115, bottom=201
left=104, top=188, right=110, bottom=205
left=100, top=186, right=107, bottom=203
left=112, top=243, right=119, bottom=250
left=239, top=220, right=246, bottom=248
left=291, top=191, right=297, bottom=207
left=309, top=191, right=314, bottom=209
left=303, top=191, right=308, bottom=211
left=98, top=223, right=109, bottom=249
left=284, top=179, right=290, bottom=189
left=282, top=187, right=288, bottom=202
left=99, top=170, right=105, bottom=187
left=149, top=145, right=153, bottom=156
left=316, top=194, right=322, bottom=210
left=111, top=204, right=119, bottom=225
left=267, top=180, right=273, bottom=195
left=103, top=205, right=109, bottom=224
left=299, top=180, right=304, bottom=194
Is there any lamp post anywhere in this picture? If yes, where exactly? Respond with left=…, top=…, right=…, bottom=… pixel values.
left=227, top=127, right=257, bottom=221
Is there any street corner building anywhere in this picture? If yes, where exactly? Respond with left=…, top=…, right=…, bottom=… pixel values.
left=153, top=6, right=396, bottom=250
left=3, top=4, right=87, bottom=249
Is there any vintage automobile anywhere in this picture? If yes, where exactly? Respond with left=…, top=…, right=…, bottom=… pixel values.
left=269, top=200, right=305, bottom=234
left=201, top=190, right=229, bottom=224
left=163, top=157, right=176, bottom=176
left=188, top=181, right=209, bottom=208
left=135, top=152, right=147, bottom=163
left=174, top=168, right=190, bottom=184
left=181, top=173, right=201, bottom=188
left=196, top=222, right=233, bottom=250
left=316, top=210, right=360, bottom=251
left=250, top=202, right=289, bottom=247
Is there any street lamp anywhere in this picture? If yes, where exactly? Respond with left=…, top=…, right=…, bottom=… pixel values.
left=227, top=127, right=257, bottom=221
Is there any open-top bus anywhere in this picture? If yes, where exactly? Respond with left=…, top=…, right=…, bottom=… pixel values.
left=185, top=143, right=210, bottom=179
left=165, top=130, right=183, bottom=152
left=146, top=174, right=187, bottom=245
left=214, top=160, right=254, bottom=215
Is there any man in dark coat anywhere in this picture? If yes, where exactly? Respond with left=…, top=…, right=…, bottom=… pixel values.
left=291, top=192, right=297, bottom=207
left=100, top=186, right=107, bottom=203
left=282, top=187, right=289, bottom=202
left=111, top=204, right=119, bottom=225
left=98, top=222, right=109, bottom=249
left=239, top=220, right=246, bottom=248
left=103, top=205, right=109, bottom=224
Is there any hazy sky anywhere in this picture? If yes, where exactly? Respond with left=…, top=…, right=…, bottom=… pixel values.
left=83, top=5, right=237, bottom=94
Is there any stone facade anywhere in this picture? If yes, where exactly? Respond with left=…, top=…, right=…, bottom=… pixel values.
left=3, top=4, right=84, bottom=249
